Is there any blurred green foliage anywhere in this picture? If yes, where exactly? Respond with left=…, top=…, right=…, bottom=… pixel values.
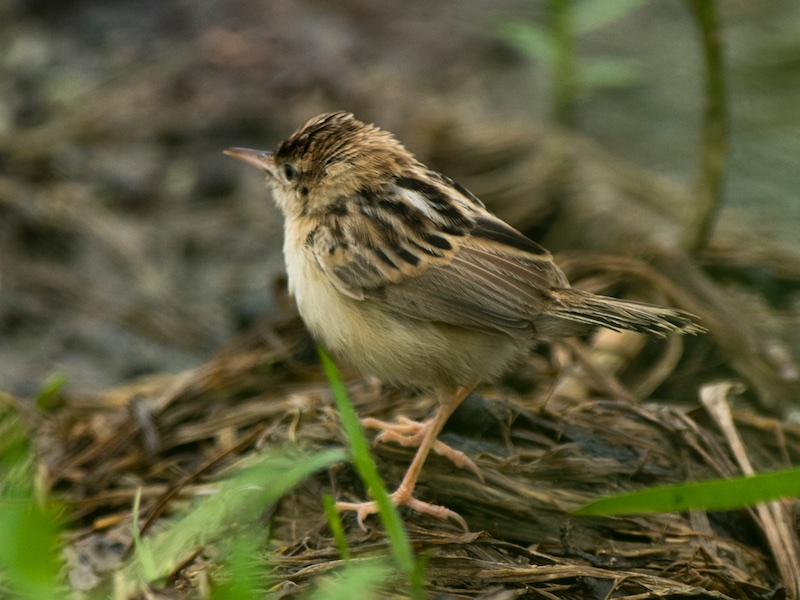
left=0, top=396, right=66, bottom=599
left=498, top=0, right=652, bottom=124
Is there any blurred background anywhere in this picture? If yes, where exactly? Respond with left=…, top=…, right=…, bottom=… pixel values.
left=2, top=0, right=799, bottom=396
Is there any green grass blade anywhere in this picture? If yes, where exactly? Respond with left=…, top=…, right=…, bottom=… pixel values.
left=0, top=400, right=66, bottom=599
left=35, top=372, right=67, bottom=411
left=304, top=560, right=392, bottom=600
left=0, top=499, right=65, bottom=599
left=574, top=466, right=800, bottom=516
left=211, top=532, right=261, bottom=600
left=323, top=494, right=351, bottom=561
left=126, top=448, right=345, bottom=584
left=318, top=347, right=424, bottom=599
left=131, top=488, right=158, bottom=582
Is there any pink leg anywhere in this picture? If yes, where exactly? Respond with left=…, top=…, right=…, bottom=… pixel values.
left=361, top=416, right=483, bottom=480
left=336, top=385, right=475, bottom=530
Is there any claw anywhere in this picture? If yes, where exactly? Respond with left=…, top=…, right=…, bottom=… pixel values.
left=339, top=385, right=477, bottom=533
left=361, top=416, right=483, bottom=481
left=335, top=492, right=468, bottom=531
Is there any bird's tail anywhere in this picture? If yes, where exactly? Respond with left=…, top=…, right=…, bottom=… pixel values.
left=544, top=288, right=705, bottom=337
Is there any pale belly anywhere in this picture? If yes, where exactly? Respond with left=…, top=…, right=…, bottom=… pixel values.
left=284, top=232, right=524, bottom=390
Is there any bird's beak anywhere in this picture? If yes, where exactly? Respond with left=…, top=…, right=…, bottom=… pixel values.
left=223, top=147, right=277, bottom=177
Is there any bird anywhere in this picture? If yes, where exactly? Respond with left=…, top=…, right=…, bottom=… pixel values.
left=224, top=111, right=703, bottom=529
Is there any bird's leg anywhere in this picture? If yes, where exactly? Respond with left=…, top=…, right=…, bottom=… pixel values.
left=336, top=384, right=475, bottom=530
left=361, top=414, right=482, bottom=480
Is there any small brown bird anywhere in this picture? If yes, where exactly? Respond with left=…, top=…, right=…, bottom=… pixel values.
left=225, top=112, right=702, bottom=529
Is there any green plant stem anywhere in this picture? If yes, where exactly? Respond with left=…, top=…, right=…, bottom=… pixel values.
left=323, top=494, right=352, bottom=562
left=318, top=347, right=424, bottom=599
left=683, top=0, right=729, bottom=253
left=549, top=0, right=577, bottom=126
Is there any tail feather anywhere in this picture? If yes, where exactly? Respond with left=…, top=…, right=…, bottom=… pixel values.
left=545, top=288, right=705, bottom=337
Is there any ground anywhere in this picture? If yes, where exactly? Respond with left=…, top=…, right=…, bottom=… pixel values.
left=2, top=1, right=800, bottom=598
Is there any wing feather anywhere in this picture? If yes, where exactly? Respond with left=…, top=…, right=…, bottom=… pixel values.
left=310, top=182, right=568, bottom=336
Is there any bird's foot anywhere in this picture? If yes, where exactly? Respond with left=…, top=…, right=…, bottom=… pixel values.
left=335, top=484, right=468, bottom=531
left=361, top=416, right=483, bottom=481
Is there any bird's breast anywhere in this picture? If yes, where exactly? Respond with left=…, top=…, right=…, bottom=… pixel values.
left=281, top=216, right=526, bottom=390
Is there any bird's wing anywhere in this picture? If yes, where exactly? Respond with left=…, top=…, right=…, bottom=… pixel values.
left=310, top=181, right=568, bottom=336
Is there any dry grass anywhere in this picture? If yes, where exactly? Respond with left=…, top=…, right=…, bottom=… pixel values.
left=25, top=257, right=800, bottom=598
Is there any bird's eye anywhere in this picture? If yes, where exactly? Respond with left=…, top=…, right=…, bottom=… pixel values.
left=283, top=163, right=297, bottom=182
